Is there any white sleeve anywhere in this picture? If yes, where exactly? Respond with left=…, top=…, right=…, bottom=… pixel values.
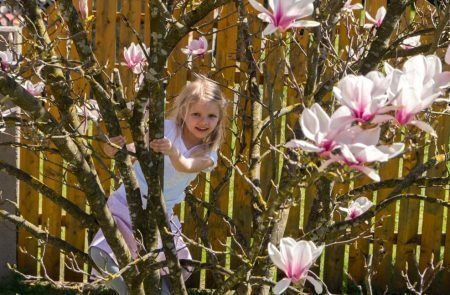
left=202, top=151, right=218, bottom=173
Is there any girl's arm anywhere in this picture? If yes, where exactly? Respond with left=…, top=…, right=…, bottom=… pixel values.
left=149, top=137, right=214, bottom=173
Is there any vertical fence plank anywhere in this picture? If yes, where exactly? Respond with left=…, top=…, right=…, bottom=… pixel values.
left=206, top=2, right=237, bottom=288
left=18, top=139, right=40, bottom=276
left=419, top=97, right=450, bottom=274
left=285, top=30, right=308, bottom=238
left=41, top=107, right=62, bottom=280
left=323, top=182, right=348, bottom=293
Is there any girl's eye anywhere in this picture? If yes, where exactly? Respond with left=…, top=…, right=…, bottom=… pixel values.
left=208, top=114, right=218, bottom=118
left=192, top=113, right=201, bottom=117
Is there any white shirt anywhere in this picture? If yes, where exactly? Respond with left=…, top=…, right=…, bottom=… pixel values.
left=114, top=120, right=218, bottom=215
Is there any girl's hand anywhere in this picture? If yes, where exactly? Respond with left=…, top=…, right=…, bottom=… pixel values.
left=149, top=137, right=178, bottom=157
left=103, top=135, right=126, bottom=157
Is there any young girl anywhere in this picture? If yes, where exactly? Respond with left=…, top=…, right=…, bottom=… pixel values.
left=89, top=76, right=227, bottom=294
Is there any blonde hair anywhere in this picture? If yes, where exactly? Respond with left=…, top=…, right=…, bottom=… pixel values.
left=168, top=76, right=227, bottom=152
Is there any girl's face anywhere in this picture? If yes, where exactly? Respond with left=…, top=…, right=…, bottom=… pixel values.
left=182, top=99, right=220, bottom=146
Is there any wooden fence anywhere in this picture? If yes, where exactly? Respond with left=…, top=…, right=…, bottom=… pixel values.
left=15, top=0, right=450, bottom=293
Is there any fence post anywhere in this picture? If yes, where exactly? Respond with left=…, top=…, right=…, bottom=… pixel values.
left=0, top=26, right=21, bottom=283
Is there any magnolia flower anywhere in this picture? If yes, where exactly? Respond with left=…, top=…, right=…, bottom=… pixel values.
left=78, top=0, right=88, bottom=19
left=390, top=55, right=450, bottom=135
left=0, top=50, right=14, bottom=72
left=345, top=45, right=365, bottom=61
left=364, top=6, right=386, bottom=29
left=76, top=99, right=101, bottom=122
left=181, top=36, right=209, bottom=57
left=322, top=142, right=404, bottom=181
left=333, top=74, right=395, bottom=123
left=340, top=197, right=373, bottom=220
left=285, top=103, right=352, bottom=157
left=268, top=238, right=324, bottom=294
left=341, top=0, right=363, bottom=13
left=400, top=35, right=421, bottom=50
left=22, top=80, right=45, bottom=96
left=445, top=44, right=450, bottom=65
left=123, top=43, right=147, bottom=74
left=248, top=0, right=320, bottom=36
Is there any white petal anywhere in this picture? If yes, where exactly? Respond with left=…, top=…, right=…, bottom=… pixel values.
left=301, top=108, right=320, bottom=142
left=248, top=0, right=272, bottom=15
left=410, top=120, right=437, bottom=137
left=445, top=45, right=450, bottom=65
left=377, top=143, right=404, bottom=159
left=268, top=242, right=288, bottom=274
left=285, top=140, right=323, bottom=152
left=263, top=23, right=279, bottom=35
left=273, top=278, right=292, bottom=294
left=354, top=165, right=380, bottom=182
left=305, top=274, right=323, bottom=294
left=291, top=20, right=320, bottom=28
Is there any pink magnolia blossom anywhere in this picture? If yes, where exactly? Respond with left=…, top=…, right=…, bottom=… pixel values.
left=340, top=197, right=373, bottom=220
left=400, top=35, right=421, bottom=50
left=284, top=103, right=352, bottom=157
left=123, top=43, right=147, bottom=74
left=248, top=0, right=320, bottom=36
left=181, top=36, right=209, bottom=57
left=268, top=238, right=324, bottom=294
left=445, top=44, right=450, bottom=65
left=391, top=55, right=450, bottom=135
left=364, top=6, right=386, bottom=29
left=22, top=80, right=45, bottom=96
left=0, top=50, right=15, bottom=72
left=333, top=74, right=395, bottom=124
left=322, top=142, right=404, bottom=181
left=319, top=126, right=404, bottom=181
left=341, top=0, right=363, bottom=13
left=78, top=0, right=88, bottom=19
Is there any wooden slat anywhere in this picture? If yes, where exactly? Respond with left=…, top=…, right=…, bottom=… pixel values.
left=393, top=145, right=423, bottom=287
left=323, top=182, right=349, bottom=293
left=206, top=2, right=236, bottom=288
left=285, top=30, right=308, bottom=238
left=93, top=0, right=118, bottom=197
left=41, top=106, right=62, bottom=280
left=18, top=139, right=40, bottom=276
left=372, top=156, right=401, bottom=291
left=419, top=108, right=449, bottom=264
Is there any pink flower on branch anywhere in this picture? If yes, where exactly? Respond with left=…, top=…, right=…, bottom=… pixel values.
left=0, top=50, right=15, bottom=72
left=123, top=42, right=147, bottom=74
left=181, top=36, right=209, bottom=57
left=268, top=238, right=324, bottom=294
left=284, top=103, right=352, bottom=157
left=22, top=80, right=45, bottom=96
left=364, top=6, right=386, bottom=29
left=322, top=141, right=404, bottom=181
left=78, top=0, right=88, bottom=20
left=390, top=55, right=450, bottom=136
left=333, top=74, right=395, bottom=124
left=248, top=0, right=320, bottom=36
left=341, top=0, right=363, bottom=13
left=400, top=35, right=421, bottom=50
left=340, top=197, right=373, bottom=220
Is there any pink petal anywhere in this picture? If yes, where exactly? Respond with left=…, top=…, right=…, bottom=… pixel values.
left=248, top=0, right=272, bottom=16
left=263, top=23, right=279, bottom=35
left=268, top=242, right=288, bottom=274
left=353, top=165, right=380, bottom=182
left=285, top=139, right=323, bottom=152
left=445, top=45, right=450, bottom=65
left=410, top=120, right=437, bottom=137
left=273, top=278, right=292, bottom=295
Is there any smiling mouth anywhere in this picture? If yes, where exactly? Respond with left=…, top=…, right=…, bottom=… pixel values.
left=196, top=127, right=209, bottom=132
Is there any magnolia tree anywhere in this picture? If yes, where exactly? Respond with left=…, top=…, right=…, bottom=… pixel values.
left=0, top=0, right=449, bottom=294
